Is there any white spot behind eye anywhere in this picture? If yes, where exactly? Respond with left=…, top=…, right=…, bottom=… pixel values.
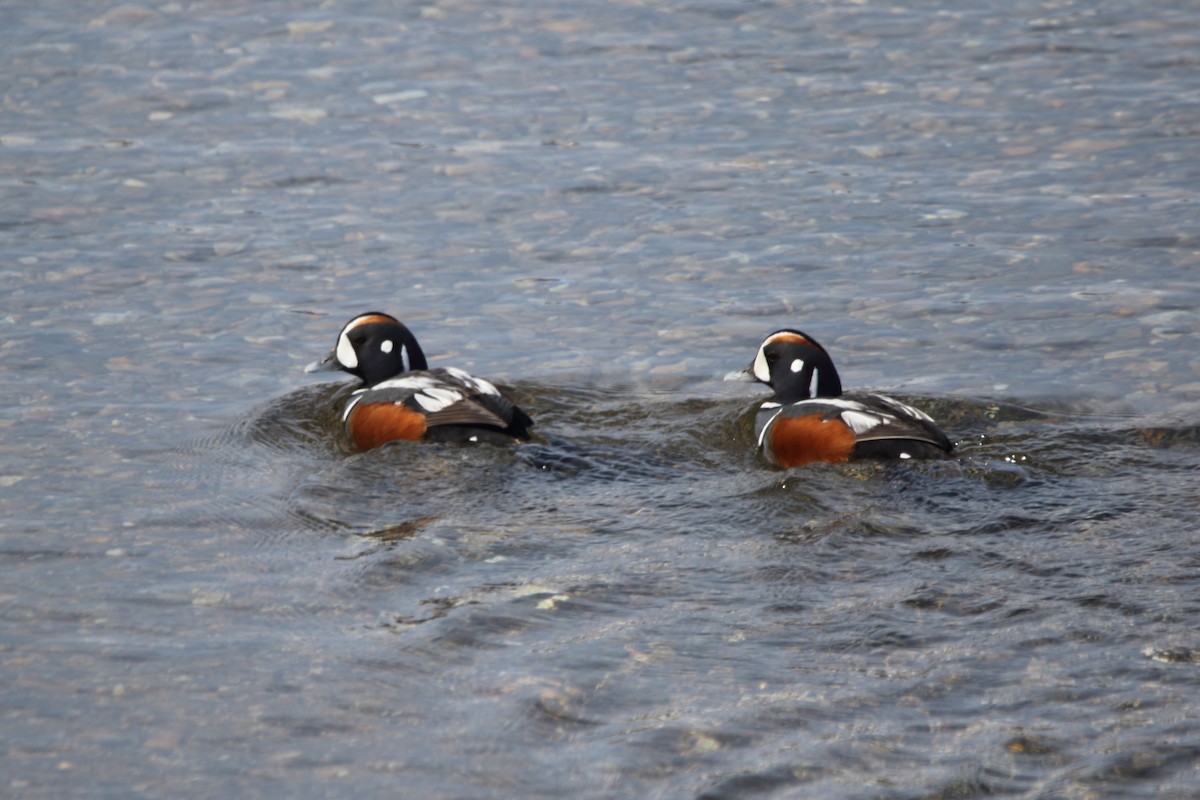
left=790, top=358, right=804, bottom=373
left=335, top=331, right=358, bottom=369
left=381, top=339, right=393, bottom=354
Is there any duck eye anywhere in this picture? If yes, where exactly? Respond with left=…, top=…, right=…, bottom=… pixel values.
left=764, top=351, right=780, bottom=364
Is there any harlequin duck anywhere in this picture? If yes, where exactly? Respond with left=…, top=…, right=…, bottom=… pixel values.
left=726, top=329, right=953, bottom=468
left=305, top=312, right=533, bottom=450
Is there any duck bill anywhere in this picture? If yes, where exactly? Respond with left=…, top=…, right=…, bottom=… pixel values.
left=304, top=350, right=339, bottom=374
left=723, top=363, right=757, bottom=382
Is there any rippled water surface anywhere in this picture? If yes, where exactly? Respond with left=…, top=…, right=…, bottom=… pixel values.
left=3, top=0, right=1200, bottom=797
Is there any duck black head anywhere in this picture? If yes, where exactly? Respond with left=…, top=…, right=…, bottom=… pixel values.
left=305, top=311, right=429, bottom=387
left=727, top=329, right=843, bottom=403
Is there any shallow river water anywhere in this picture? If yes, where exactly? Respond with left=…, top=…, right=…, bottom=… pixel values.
left=3, top=0, right=1200, bottom=797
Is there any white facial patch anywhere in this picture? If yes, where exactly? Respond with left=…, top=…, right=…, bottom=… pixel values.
left=789, top=358, right=804, bottom=373
left=752, top=347, right=772, bottom=383
left=380, top=339, right=393, bottom=354
left=335, top=331, right=358, bottom=369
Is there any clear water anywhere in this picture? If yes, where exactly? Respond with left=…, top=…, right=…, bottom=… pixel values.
left=3, top=0, right=1200, bottom=797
